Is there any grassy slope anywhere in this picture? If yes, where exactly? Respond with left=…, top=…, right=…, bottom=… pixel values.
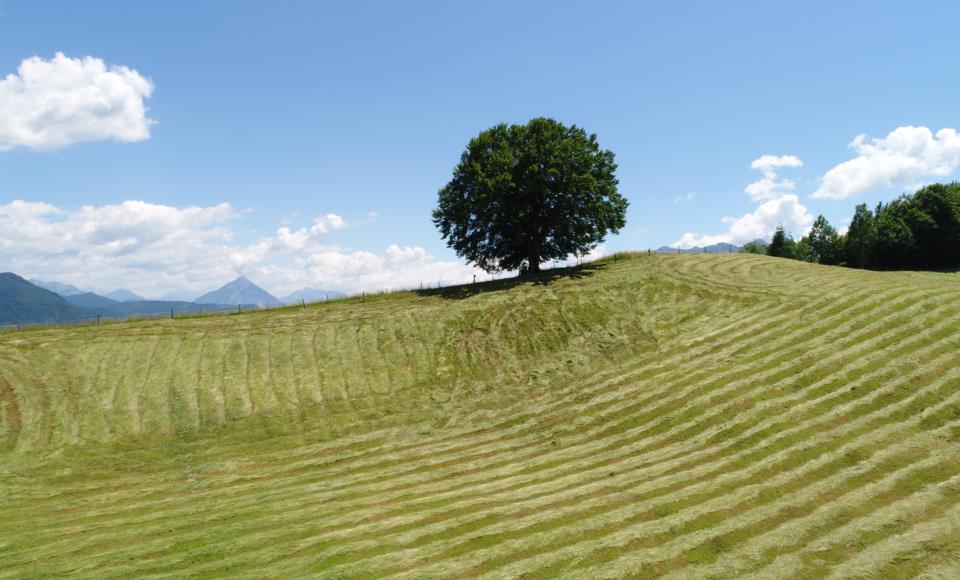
left=1, top=254, right=959, bottom=578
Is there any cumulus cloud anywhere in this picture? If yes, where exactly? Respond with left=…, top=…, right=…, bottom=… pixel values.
left=812, top=126, right=960, bottom=199
left=744, top=154, right=804, bottom=202
left=0, top=200, right=479, bottom=297
left=674, top=194, right=813, bottom=249
left=0, top=53, right=154, bottom=151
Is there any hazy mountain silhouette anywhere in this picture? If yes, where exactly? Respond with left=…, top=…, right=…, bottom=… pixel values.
left=280, top=287, right=347, bottom=304
left=29, top=279, right=85, bottom=296
left=105, top=288, right=144, bottom=302
left=194, top=276, right=277, bottom=307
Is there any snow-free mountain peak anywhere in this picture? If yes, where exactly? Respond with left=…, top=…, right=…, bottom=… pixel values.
left=193, top=276, right=277, bottom=308
left=105, top=288, right=144, bottom=302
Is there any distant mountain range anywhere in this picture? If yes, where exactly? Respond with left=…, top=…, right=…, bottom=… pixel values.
left=64, top=292, right=119, bottom=309
left=280, top=287, right=347, bottom=304
left=655, top=243, right=742, bottom=254
left=29, top=279, right=85, bottom=296
left=194, top=276, right=278, bottom=307
left=105, top=288, right=144, bottom=302
left=3, top=273, right=346, bottom=325
left=31, top=280, right=145, bottom=302
left=0, top=274, right=250, bottom=326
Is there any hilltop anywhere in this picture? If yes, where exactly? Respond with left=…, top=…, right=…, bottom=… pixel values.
left=1, top=254, right=959, bottom=577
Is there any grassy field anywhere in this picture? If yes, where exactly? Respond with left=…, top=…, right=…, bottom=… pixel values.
left=2, top=253, right=960, bottom=578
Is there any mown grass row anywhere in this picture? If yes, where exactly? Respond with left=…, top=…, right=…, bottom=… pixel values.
left=1, top=254, right=959, bottom=578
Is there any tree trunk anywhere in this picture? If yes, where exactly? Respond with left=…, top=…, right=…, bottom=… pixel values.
left=527, top=255, right=540, bottom=273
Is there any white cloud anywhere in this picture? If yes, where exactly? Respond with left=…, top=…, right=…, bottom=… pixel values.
left=0, top=199, right=480, bottom=297
left=750, top=155, right=804, bottom=171
left=812, top=126, right=960, bottom=199
left=744, top=154, right=804, bottom=202
left=674, top=194, right=813, bottom=248
left=0, top=53, right=154, bottom=151
left=673, top=191, right=696, bottom=203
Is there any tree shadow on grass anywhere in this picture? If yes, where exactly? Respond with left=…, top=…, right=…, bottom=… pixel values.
left=417, top=261, right=605, bottom=301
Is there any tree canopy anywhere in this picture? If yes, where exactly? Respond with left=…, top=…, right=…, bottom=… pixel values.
left=433, top=118, right=628, bottom=274
left=763, top=182, right=960, bottom=271
left=767, top=225, right=791, bottom=258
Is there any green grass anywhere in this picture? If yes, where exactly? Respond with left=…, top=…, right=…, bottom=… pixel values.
left=1, top=253, right=959, bottom=578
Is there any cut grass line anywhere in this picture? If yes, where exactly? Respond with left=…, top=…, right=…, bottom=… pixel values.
left=541, top=423, right=960, bottom=580
left=4, top=256, right=960, bottom=577
left=668, top=474, right=960, bottom=579
left=9, top=286, right=900, bottom=544
left=740, top=474, right=960, bottom=579
left=3, top=286, right=940, bottom=568
left=824, top=500, right=960, bottom=579
left=345, top=361, right=960, bottom=578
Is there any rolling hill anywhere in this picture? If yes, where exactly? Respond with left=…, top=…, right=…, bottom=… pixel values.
left=1, top=254, right=959, bottom=577
left=0, top=273, right=90, bottom=324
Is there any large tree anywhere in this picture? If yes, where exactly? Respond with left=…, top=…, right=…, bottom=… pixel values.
left=433, top=118, right=628, bottom=274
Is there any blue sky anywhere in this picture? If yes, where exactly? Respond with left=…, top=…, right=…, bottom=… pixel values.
left=0, top=0, right=958, bottom=296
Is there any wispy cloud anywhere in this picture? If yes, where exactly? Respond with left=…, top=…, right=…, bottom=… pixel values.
left=745, top=154, right=803, bottom=202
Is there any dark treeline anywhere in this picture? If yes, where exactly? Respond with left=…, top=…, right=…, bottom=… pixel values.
left=742, top=182, right=960, bottom=271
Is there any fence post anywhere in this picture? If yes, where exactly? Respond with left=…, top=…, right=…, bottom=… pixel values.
left=238, top=304, right=241, bottom=314
left=362, top=291, right=365, bottom=303
left=473, top=274, right=476, bottom=284
left=301, top=298, right=306, bottom=309
left=17, top=321, right=21, bottom=332
left=170, top=308, right=174, bottom=319
left=97, top=314, right=101, bottom=326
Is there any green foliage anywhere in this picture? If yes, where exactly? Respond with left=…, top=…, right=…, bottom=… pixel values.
left=433, top=118, right=628, bottom=274
left=806, top=215, right=843, bottom=265
left=843, top=183, right=960, bottom=270
left=767, top=225, right=791, bottom=258
left=739, top=239, right=768, bottom=254
left=792, top=236, right=816, bottom=263
left=874, top=197, right=918, bottom=268
left=845, top=203, right=877, bottom=268
left=911, top=182, right=960, bottom=268
left=768, top=183, right=960, bottom=271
